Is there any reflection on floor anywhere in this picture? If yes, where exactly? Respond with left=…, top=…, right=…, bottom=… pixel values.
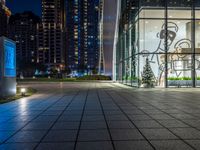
left=0, top=82, right=199, bottom=150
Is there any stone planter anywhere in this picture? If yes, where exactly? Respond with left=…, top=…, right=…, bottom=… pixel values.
left=197, top=80, right=200, bottom=86
left=168, top=80, right=200, bottom=87
left=168, top=80, right=192, bottom=87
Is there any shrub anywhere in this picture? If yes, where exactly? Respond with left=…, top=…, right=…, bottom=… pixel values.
left=77, top=75, right=111, bottom=80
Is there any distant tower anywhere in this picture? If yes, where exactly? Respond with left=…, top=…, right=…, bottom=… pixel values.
left=37, top=0, right=65, bottom=70
left=66, top=0, right=101, bottom=74
left=9, top=12, right=40, bottom=65
left=98, top=0, right=105, bottom=75
left=0, top=0, right=11, bottom=37
left=0, top=0, right=5, bottom=6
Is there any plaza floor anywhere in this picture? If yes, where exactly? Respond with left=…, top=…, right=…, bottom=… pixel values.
left=0, top=82, right=200, bottom=150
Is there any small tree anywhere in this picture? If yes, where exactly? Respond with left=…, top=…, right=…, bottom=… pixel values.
left=141, top=58, right=155, bottom=88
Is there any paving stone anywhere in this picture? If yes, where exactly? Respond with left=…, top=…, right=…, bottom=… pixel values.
left=134, top=120, right=163, bottom=128
left=0, top=131, right=15, bottom=143
left=58, top=115, right=82, bottom=122
left=158, top=120, right=189, bottom=128
left=7, top=131, right=46, bottom=143
left=181, top=119, right=200, bottom=128
left=140, top=129, right=178, bottom=140
left=32, top=116, right=58, bottom=122
left=52, top=122, right=80, bottom=130
left=81, top=121, right=107, bottom=129
left=110, top=129, right=144, bottom=140
left=78, top=130, right=110, bottom=141
left=170, top=128, right=200, bottom=139
left=36, top=142, right=74, bottom=150
left=0, top=143, right=37, bottom=150
left=84, top=111, right=103, bottom=115
left=76, top=141, right=113, bottom=150
left=104, top=111, right=124, bottom=115
left=150, top=140, right=194, bottom=150
left=43, top=130, right=77, bottom=142
left=0, top=122, right=26, bottom=131
left=114, top=141, right=154, bottom=150
left=2, top=82, right=200, bottom=149
left=129, top=115, right=152, bottom=121
left=107, top=121, right=135, bottom=129
left=185, top=140, right=200, bottom=149
left=171, top=114, right=197, bottom=120
left=150, top=114, right=174, bottom=120
left=82, top=115, right=105, bottom=122
left=22, top=122, right=54, bottom=130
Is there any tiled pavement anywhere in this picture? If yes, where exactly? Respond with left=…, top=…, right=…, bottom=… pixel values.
left=1, top=82, right=200, bottom=149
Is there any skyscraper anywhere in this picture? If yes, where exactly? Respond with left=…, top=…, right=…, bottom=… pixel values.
left=37, top=0, right=65, bottom=70
left=86, top=0, right=101, bottom=74
left=9, top=12, right=40, bottom=67
left=98, top=0, right=105, bottom=74
left=0, top=0, right=11, bottom=37
left=66, top=0, right=102, bottom=74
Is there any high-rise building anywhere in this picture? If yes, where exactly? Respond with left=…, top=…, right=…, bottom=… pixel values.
left=37, top=0, right=65, bottom=70
left=9, top=12, right=40, bottom=66
left=0, top=0, right=11, bottom=37
left=86, top=0, right=101, bottom=74
left=66, top=0, right=102, bottom=74
left=98, top=0, right=105, bottom=75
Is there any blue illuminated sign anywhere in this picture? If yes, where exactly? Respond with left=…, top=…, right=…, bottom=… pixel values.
left=4, top=40, right=16, bottom=77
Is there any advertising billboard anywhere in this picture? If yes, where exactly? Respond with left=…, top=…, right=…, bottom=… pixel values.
left=4, top=40, right=16, bottom=77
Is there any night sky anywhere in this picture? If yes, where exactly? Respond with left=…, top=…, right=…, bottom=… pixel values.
left=7, top=0, right=41, bottom=16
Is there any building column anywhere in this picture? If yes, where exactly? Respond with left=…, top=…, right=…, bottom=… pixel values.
left=164, top=0, right=168, bottom=88
left=192, top=0, right=196, bottom=88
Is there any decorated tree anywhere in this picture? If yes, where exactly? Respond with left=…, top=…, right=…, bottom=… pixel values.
left=141, top=58, right=155, bottom=88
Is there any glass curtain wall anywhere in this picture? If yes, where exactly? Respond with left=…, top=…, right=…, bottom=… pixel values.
left=116, top=0, right=139, bottom=86
left=115, top=0, right=200, bottom=88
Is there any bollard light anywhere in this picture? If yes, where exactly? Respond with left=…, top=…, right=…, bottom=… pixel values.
left=21, top=88, right=26, bottom=96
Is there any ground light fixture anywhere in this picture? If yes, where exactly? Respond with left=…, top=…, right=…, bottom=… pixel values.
left=20, top=88, right=26, bottom=96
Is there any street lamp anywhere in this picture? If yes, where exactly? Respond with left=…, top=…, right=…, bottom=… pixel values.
left=20, top=88, right=26, bottom=96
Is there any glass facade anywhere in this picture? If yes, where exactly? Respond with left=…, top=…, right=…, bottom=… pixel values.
left=114, top=0, right=200, bottom=87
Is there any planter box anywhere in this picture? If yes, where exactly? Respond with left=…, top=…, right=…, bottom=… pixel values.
left=168, top=80, right=200, bottom=87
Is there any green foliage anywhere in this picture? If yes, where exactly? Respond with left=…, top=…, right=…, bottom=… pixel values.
left=16, top=87, right=37, bottom=95
left=122, top=76, right=138, bottom=81
left=17, top=75, right=111, bottom=82
left=168, top=77, right=200, bottom=81
left=92, top=69, right=98, bottom=75
left=0, top=87, right=37, bottom=104
left=123, top=76, right=127, bottom=80
left=17, top=78, right=76, bottom=82
left=127, top=76, right=138, bottom=81
left=77, top=75, right=111, bottom=80
left=141, top=58, right=155, bottom=87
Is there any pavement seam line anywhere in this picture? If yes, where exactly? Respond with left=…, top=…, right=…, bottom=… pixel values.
left=96, top=83, right=116, bottom=150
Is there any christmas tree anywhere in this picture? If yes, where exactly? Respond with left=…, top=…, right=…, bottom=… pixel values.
left=141, top=58, right=155, bottom=88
